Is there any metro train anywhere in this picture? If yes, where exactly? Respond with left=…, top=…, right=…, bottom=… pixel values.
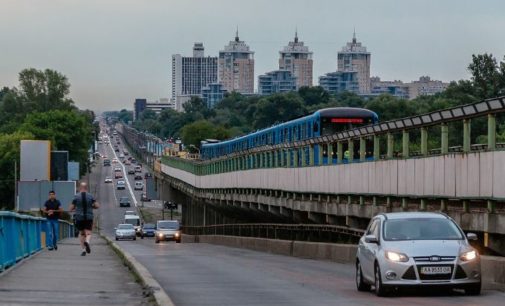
left=200, top=107, right=379, bottom=164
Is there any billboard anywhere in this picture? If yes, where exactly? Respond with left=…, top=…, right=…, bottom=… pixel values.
left=18, top=181, right=76, bottom=211
left=20, top=140, right=51, bottom=181
left=51, top=151, right=69, bottom=181
left=68, top=162, right=80, bottom=181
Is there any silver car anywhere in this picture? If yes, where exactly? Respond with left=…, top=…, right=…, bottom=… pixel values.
left=115, top=224, right=136, bottom=241
left=155, top=220, right=181, bottom=243
left=356, top=212, right=481, bottom=296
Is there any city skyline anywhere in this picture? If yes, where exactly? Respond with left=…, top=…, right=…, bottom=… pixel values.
left=1, top=0, right=504, bottom=112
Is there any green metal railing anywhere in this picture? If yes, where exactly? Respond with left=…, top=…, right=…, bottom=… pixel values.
left=162, top=96, right=505, bottom=176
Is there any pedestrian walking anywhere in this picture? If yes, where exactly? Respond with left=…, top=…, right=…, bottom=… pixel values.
left=43, top=191, right=63, bottom=250
left=69, top=182, right=99, bottom=256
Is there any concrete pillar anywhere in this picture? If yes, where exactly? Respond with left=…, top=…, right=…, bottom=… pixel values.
left=440, top=199, right=447, bottom=211
left=348, top=140, right=354, bottom=163
left=402, top=130, right=409, bottom=158
left=359, top=137, right=366, bottom=161
left=402, top=198, right=407, bottom=210
left=293, top=149, right=299, bottom=167
left=420, top=198, right=426, bottom=211
left=462, top=200, right=469, bottom=213
left=488, top=114, right=496, bottom=150
left=309, top=145, right=314, bottom=166
left=318, top=144, right=324, bottom=166
left=387, top=133, right=394, bottom=159
left=463, top=119, right=471, bottom=153
left=359, top=195, right=364, bottom=206
left=487, top=200, right=495, bottom=213
left=373, top=135, right=380, bottom=160
left=337, top=142, right=343, bottom=164
left=372, top=196, right=377, bottom=207
left=421, top=127, right=428, bottom=156
left=441, top=123, right=449, bottom=154
left=301, top=147, right=306, bottom=167
left=327, top=142, right=333, bottom=165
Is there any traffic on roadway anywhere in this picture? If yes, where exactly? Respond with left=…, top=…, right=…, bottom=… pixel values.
left=89, top=122, right=505, bottom=306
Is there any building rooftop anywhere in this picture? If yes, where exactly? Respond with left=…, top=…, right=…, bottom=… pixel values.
left=339, top=31, right=369, bottom=54
left=280, top=31, right=312, bottom=55
left=220, top=29, right=254, bottom=54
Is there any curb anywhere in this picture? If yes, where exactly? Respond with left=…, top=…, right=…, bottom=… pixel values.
left=100, top=233, right=176, bottom=306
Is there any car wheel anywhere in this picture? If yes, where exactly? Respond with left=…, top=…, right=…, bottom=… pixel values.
left=155, top=239, right=160, bottom=244
left=133, top=237, right=136, bottom=241
left=141, top=235, right=144, bottom=239
left=465, top=282, right=481, bottom=295
left=176, top=239, right=181, bottom=244
left=115, top=237, right=118, bottom=241
left=356, top=261, right=371, bottom=292
left=374, top=263, right=389, bottom=297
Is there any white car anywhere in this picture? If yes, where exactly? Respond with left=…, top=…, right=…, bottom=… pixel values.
left=112, top=158, right=118, bottom=163
left=115, top=224, right=136, bottom=241
left=114, top=167, right=122, bottom=172
left=116, top=180, right=126, bottom=190
left=134, top=181, right=144, bottom=190
left=104, top=176, right=113, bottom=183
left=356, top=212, right=481, bottom=296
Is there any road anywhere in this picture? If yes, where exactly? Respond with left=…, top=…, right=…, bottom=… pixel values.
left=93, top=132, right=505, bottom=306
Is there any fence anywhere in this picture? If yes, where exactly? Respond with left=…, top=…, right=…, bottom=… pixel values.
left=0, top=211, right=75, bottom=272
left=183, top=223, right=364, bottom=244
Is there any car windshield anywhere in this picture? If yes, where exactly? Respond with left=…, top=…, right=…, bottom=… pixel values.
left=118, top=224, right=133, bottom=230
left=117, top=181, right=125, bottom=184
left=120, top=197, right=129, bottom=202
left=383, top=218, right=463, bottom=241
left=143, top=224, right=155, bottom=229
left=125, top=218, right=140, bottom=226
left=158, top=221, right=179, bottom=230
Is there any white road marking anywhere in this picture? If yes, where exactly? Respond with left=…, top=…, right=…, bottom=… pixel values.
left=108, top=141, right=138, bottom=207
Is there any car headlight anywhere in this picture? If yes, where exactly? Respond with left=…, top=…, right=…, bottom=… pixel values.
left=385, top=251, right=409, bottom=262
left=157, top=233, right=163, bottom=237
left=460, top=250, right=477, bottom=261
left=174, top=232, right=180, bottom=237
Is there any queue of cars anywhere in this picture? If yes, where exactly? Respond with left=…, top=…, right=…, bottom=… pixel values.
left=103, top=129, right=182, bottom=245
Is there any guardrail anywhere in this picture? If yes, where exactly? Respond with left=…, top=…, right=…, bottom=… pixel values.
left=183, top=223, right=364, bottom=244
left=0, top=211, right=75, bottom=272
left=158, top=96, right=505, bottom=175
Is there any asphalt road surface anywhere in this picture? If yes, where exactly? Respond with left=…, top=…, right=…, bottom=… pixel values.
left=93, top=132, right=505, bottom=306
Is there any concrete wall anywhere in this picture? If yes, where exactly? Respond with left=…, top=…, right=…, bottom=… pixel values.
left=182, top=234, right=505, bottom=290
left=162, top=151, right=505, bottom=200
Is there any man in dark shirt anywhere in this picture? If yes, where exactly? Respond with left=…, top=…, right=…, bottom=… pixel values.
left=43, top=191, right=63, bottom=250
left=70, top=182, right=99, bottom=256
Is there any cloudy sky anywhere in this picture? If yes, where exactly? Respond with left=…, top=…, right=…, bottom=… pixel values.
left=1, top=0, right=504, bottom=112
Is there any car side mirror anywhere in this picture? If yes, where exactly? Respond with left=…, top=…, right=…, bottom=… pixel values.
left=364, top=234, right=378, bottom=244
left=467, top=233, right=478, bottom=241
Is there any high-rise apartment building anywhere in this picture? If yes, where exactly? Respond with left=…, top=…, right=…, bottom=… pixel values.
left=171, top=43, right=217, bottom=100
left=202, top=83, right=228, bottom=108
left=279, top=31, right=313, bottom=88
left=258, top=70, right=297, bottom=96
left=337, top=32, right=371, bottom=94
left=218, top=31, right=255, bottom=94
left=319, top=71, right=359, bottom=95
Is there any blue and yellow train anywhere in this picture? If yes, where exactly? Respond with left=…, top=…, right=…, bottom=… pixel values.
left=200, top=107, right=378, bottom=164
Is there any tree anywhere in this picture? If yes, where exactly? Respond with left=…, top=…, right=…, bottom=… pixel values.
left=19, top=110, right=94, bottom=172
left=0, top=131, right=34, bottom=209
left=253, top=93, right=306, bottom=129
left=118, top=109, right=133, bottom=123
left=17, top=68, right=75, bottom=112
left=181, top=120, right=231, bottom=147
left=468, top=54, right=505, bottom=99
left=298, top=86, right=331, bottom=106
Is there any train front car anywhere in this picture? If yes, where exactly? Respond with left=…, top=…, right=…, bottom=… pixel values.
left=317, top=107, right=378, bottom=136
left=315, top=107, right=378, bottom=164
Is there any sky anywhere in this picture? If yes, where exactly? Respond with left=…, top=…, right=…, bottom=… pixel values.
left=1, top=0, right=504, bottom=112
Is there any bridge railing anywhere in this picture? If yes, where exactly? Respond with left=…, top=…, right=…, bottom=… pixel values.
left=184, top=223, right=364, bottom=244
left=0, top=211, right=75, bottom=272
left=159, top=96, right=505, bottom=176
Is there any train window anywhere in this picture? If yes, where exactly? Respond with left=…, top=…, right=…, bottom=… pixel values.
left=313, top=121, right=319, bottom=133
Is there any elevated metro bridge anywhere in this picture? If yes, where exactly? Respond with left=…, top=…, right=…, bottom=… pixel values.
left=119, top=96, right=505, bottom=255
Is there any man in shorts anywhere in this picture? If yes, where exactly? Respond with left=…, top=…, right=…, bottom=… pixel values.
left=69, top=182, right=99, bottom=256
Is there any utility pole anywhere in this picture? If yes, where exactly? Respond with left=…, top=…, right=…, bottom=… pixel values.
left=14, top=160, right=18, bottom=211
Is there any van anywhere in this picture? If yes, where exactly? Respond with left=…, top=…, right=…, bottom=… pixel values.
left=124, top=214, right=141, bottom=235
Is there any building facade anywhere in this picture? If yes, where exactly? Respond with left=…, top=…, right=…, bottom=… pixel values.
left=218, top=31, right=255, bottom=94
left=202, top=83, right=228, bottom=108
left=134, top=98, right=175, bottom=120
left=134, top=98, right=147, bottom=121
left=279, top=31, right=313, bottom=89
left=318, top=71, right=359, bottom=95
left=337, top=32, right=371, bottom=94
left=258, top=70, right=297, bottom=96
left=407, top=76, right=449, bottom=99
left=171, top=43, right=218, bottom=100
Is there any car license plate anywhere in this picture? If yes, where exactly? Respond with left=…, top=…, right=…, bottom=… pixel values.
left=420, top=266, right=451, bottom=274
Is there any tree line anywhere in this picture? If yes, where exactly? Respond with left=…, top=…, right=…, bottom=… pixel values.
left=130, top=53, right=505, bottom=152
left=0, top=68, right=97, bottom=210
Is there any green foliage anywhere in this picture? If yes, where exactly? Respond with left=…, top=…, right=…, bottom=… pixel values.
left=0, top=131, right=34, bottom=209
left=19, top=110, right=94, bottom=168
left=181, top=120, right=230, bottom=147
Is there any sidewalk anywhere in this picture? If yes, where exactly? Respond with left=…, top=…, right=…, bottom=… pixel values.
left=0, top=237, right=151, bottom=306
